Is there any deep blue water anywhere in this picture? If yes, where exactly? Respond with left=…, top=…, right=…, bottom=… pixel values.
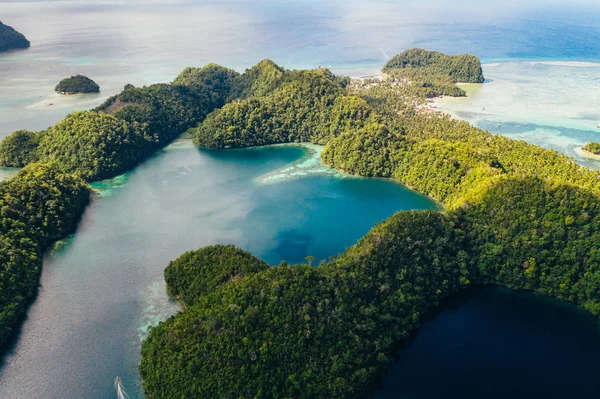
left=371, top=287, right=600, bottom=399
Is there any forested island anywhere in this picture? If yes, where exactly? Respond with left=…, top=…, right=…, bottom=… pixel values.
left=1, top=49, right=600, bottom=398
left=0, top=21, right=30, bottom=53
left=381, top=48, right=484, bottom=97
left=55, top=75, right=100, bottom=94
left=582, top=141, right=600, bottom=159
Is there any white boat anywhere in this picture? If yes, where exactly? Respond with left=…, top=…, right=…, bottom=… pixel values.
left=115, top=377, right=131, bottom=399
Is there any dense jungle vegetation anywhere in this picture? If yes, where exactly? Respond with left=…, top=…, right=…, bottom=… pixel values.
left=140, top=174, right=600, bottom=398
left=381, top=49, right=484, bottom=98
left=140, top=50, right=600, bottom=398
left=0, top=21, right=30, bottom=52
left=383, top=48, right=484, bottom=83
left=192, top=61, right=361, bottom=148
left=140, top=216, right=470, bottom=398
left=55, top=75, right=100, bottom=94
left=0, top=130, right=41, bottom=167
left=0, top=63, right=239, bottom=181
left=0, top=164, right=89, bottom=346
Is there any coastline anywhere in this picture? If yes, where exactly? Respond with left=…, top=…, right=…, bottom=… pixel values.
left=431, top=61, right=600, bottom=133
left=0, top=166, right=19, bottom=182
left=578, top=147, right=600, bottom=161
left=5, top=51, right=600, bottom=399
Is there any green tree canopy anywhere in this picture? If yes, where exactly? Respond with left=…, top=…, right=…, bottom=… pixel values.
left=0, top=130, right=42, bottom=167
left=583, top=141, right=600, bottom=155
left=165, top=244, right=269, bottom=305
left=383, top=48, right=484, bottom=83
left=55, top=75, right=100, bottom=94
left=35, top=111, right=153, bottom=181
left=0, top=164, right=89, bottom=345
left=0, top=21, right=30, bottom=52
left=140, top=50, right=600, bottom=399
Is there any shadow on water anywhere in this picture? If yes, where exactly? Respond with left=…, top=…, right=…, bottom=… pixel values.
left=0, top=319, right=26, bottom=366
left=272, top=230, right=314, bottom=262
left=362, top=287, right=478, bottom=398
left=0, top=232, right=76, bottom=363
left=367, top=285, right=600, bottom=399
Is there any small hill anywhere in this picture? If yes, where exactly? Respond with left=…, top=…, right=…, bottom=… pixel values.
left=383, top=48, right=484, bottom=83
left=0, top=21, right=30, bottom=52
left=379, top=48, right=485, bottom=98
left=583, top=141, right=600, bottom=155
left=55, top=75, right=100, bottom=94
left=228, top=59, right=286, bottom=99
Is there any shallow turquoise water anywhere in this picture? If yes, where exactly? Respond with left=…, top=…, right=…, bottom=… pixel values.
left=0, top=167, right=18, bottom=181
left=435, top=61, right=600, bottom=170
left=0, top=143, right=437, bottom=398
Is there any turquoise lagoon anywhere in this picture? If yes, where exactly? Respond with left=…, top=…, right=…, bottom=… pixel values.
left=0, top=142, right=437, bottom=398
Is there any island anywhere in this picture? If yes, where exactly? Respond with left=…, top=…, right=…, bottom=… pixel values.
left=380, top=48, right=484, bottom=97
left=382, top=48, right=485, bottom=83
left=1, top=49, right=600, bottom=399
left=0, top=21, right=30, bottom=52
left=55, top=75, right=100, bottom=94
left=581, top=141, right=600, bottom=160
left=142, top=52, right=600, bottom=398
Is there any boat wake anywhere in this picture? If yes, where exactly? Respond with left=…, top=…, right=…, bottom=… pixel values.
left=115, top=377, right=131, bottom=399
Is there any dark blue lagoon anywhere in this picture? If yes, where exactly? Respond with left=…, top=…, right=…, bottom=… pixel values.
left=371, top=287, right=600, bottom=399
